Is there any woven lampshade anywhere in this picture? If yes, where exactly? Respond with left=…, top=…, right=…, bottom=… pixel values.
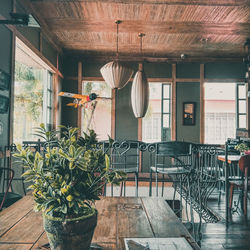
left=100, top=61, right=134, bottom=89
left=131, top=69, right=149, bottom=118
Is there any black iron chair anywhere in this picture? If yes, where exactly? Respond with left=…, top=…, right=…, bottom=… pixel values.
left=148, top=141, right=194, bottom=230
left=109, top=140, right=146, bottom=197
left=0, top=167, right=22, bottom=210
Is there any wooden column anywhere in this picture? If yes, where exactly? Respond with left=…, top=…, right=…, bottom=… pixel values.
left=78, top=61, right=82, bottom=134
left=200, top=64, right=205, bottom=144
left=171, top=64, right=176, bottom=141
left=53, top=53, right=59, bottom=129
left=111, top=89, right=116, bottom=139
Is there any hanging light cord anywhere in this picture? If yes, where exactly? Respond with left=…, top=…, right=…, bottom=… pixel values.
left=139, top=33, right=145, bottom=69
left=115, top=20, right=121, bottom=58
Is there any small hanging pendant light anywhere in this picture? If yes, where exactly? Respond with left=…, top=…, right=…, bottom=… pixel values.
left=100, top=20, right=134, bottom=89
left=131, top=33, right=149, bottom=118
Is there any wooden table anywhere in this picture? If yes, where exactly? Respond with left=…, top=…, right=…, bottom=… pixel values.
left=217, top=155, right=241, bottom=164
left=0, top=195, right=199, bottom=249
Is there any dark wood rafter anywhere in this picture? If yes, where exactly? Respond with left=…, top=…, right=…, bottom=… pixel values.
left=200, top=64, right=205, bottom=144
left=77, top=61, right=82, bottom=135
left=171, top=64, right=176, bottom=141
left=29, top=0, right=250, bottom=7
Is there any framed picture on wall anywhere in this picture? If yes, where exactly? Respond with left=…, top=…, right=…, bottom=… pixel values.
left=0, top=95, right=9, bottom=113
left=183, top=102, right=195, bottom=125
left=0, top=69, right=10, bottom=90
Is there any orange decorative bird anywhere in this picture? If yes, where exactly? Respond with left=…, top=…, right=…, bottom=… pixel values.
left=59, top=92, right=98, bottom=108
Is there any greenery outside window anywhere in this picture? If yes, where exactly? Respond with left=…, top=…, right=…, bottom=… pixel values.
left=81, top=81, right=111, bottom=140
left=13, top=38, right=54, bottom=144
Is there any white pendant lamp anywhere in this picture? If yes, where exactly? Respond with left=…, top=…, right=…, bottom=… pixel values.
left=131, top=33, right=149, bottom=118
left=100, top=20, right=134, bottom=89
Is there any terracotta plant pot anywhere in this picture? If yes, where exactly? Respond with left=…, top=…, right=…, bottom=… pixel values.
left=43, top=209, right=97, bottom=250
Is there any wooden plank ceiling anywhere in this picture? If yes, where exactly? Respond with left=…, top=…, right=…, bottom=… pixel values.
left=26, top=0, right=250, bottom=62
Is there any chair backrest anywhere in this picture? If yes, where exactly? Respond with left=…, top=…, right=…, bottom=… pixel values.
left=148, top=141, right=193, bottom=169
left=110, top=140, right=146, bottom=171
left=156, top=141, right=192, bottom=156
left=238, top=154, right=250, bottom=176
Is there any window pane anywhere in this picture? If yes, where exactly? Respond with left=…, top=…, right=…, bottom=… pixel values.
left=163, top=100, right=170, bottom=113
left=163, top=84, right=170, bottom=98
left=204, top=82, right=236, bottom=144
left=142, top=83, right=162, bottom=143
left=239, top=100, right=246, bottom=113
left=238, top=85, right=246, bottom=99
left=163, top=114, right=170, bottom=128
left=239, top=115, right=246, bottom=128
left=14, top=39, right=52, bottom=144
left=83, top=81, right=111, bottom=98
left=82, top=81, right=111, bottom=140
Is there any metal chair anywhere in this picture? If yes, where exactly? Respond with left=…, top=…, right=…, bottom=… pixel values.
left=229, top=154, right=250, bottom=218
left=148, top=141, right=194, bottom=232
left=109, top=140, right=146, bottom=197
left=0, top=167, right=22, bottom=210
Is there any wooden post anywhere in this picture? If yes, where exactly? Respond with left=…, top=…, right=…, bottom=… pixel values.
left=172, top=64, right=176, bottom=141
left=111, top=89, right=116, bottom=139
left=200, top=64, right=205, bottom=143
left=78, top=61, right=82, bottom=135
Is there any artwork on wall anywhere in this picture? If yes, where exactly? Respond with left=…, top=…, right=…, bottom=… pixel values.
left=183, top=102, right=195, bottom=125
left=0, top=69, right=10, bottom=90
left=0, top=95, right=9, bottom=113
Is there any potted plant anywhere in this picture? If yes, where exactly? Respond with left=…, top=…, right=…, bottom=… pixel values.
left=234, top=143, right=250, bottom=155
left=14, top=124, right=126, bottom=250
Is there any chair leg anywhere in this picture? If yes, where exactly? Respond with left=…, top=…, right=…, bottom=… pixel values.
left=135, top=173, right=138, bottom=197
left=244, top=179, right=248, bottom=218
left=149, top=169, right=152, bottom=197
left=156, top=172, right=158, bottom=197
left=124, top=181, right=126, bottom=197
left=120, top=182, right=124, bottom=197
left=162, top=174, right=165, bottom=197
left=229, top=183, right=234, bottom=211
left=111, top=183, right=114, bottom=197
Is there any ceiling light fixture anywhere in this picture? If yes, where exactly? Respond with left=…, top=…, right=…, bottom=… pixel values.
left=100, top=20, right=134, bottom=90
left=131, top=33, right=149, bottom=118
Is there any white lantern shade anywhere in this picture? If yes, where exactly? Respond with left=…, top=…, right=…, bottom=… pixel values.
left=131, top=70, right=149, bottom=118
left=100, top=61, right=134, bottom=89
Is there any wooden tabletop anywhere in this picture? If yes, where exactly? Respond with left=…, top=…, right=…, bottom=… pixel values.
left=217, top=155, right=241, bottom=164
left=0, top=195, right=199, bottom=249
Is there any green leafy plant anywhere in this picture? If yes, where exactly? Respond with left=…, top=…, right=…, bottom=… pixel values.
left=14, top=124, right=126, bottom=219
left=234, top=143, right=250, bottom=153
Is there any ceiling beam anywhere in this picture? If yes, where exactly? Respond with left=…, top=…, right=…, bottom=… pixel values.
left=30, top=0, right=250, bottom=7
left=47, top=20, right=250, bottom=36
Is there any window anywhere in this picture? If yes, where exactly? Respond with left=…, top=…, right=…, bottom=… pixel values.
left=204, top=83, right=236, bottom=144
left=142, top=83, right=171, bottom=143
left=13, top=38, right=53, bottom=144
left=236, top=84, right=247, bottom=129
left=81, top=81, right=111, bottom=140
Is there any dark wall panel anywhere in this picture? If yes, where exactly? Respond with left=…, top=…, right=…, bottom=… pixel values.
left=116, top=83, right=138, bottom=140
left=177, top=63, right=200, bottom=78
left=61, top=79, right=78, bottom=127
left=144, top=62, right=172, bottom=78
left=176, top=82, right=200, bottom=143
left=0, top=0, right=12, bottom=18
left=42, top=37, right=57, bottom=67
left=63, top=57, right=78, bottom=77
left=17, top=27, right=40, bottom=50
left=205, top=63, right=245, bottom=79
left=0, top=24, right=12, bottom=150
